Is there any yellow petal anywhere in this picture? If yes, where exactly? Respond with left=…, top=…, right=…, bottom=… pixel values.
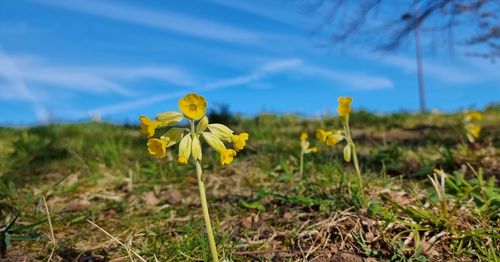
left=147, top=138, right=168, bottom=158
left=337, top=96, right=353, bottom=117
left=178, top=93, right=207, bottom=120
left=220, top=148, right=237, bottom=165
left=139, top=115, right=161, bottom=138
left=231, top=132, right=249, bottom=151
left=300, top=132, right=308, bottom=141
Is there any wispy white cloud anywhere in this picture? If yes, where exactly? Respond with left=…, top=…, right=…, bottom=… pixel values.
left=211, top=0, right=308, bottom=29
left=295, top=64, right=394, bottom=90
left=72, top=57, right=393, bottom=118
left=0, top=47, right=50, bottom=122
left=34, top=0, right=268, bottom=45
left=0, top=55, right=198, bottom=98
left=205, top=58, right=302, bottom=90
left=69, top=58, right=302, bottom=117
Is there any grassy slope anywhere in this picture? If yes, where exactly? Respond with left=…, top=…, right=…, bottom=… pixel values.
left=0, top=108, right=499, bottom=261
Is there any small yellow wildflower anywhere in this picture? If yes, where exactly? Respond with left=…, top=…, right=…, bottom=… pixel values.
left=307, top=146, right=318, bottom=153
left=300, top=132, right=308, bottom=141
left=465, top=111, right=482, bottom=122
left=220, top=148, right=237, bottom=165
left=147, top=138, right=168, bottom=158
left=140, top=115, right=162, bottom=138
left=315, top=128, right=331, bottom=142
left=231, top=133, right=249, bottom=151
left=468, top=124, right=481, bottom=138
left=337, top=96, right=352, bottom=117
left=179, top=93, right=207, bottom=120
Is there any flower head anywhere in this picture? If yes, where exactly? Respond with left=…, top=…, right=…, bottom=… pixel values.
left=315, top=129, right=331, bottom=142
left=147, top=138, right=168, bottom=158
left=231, top=133, right=249, bottom=151
left=465, top=111, right=482, bottom=122
left=179, top=93, right=207, bottom=120
left=220, top=148, right=237, bottom=165
left=337, top=96, right=352, bottom=117
left=300, top=132, right=308, bottom=142
left=467, top=124, right=481, bottom=138
left=325, top=132, right=343, bottom=146
left=140, top=115, right=162, bottom=138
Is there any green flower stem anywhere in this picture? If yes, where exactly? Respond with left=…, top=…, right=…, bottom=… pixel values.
left=190, top=119, right=218, bottom=262
left=344, top=116, right=366, bottom=203
left=195, top=160, right=219, bottom=262
left=299, top=151, right=304, bottom=176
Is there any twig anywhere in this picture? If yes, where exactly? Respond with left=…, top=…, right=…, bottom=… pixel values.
left=42, top=196, right=57, bottom=262
left=87, top=219, right=148, bottom=262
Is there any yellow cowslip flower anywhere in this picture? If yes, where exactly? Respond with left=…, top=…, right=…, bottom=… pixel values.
left=220, top=148, right=237, bottom=165
left=178, top=134, right=192, bottom=164
left=337, top=96, right=352, bottom=117
left=468, top=124, right=481, bottom=138
left=465, top=111, right=482, bottom=122
left=231, top=133, right=249, bottom=151
left=306, top=146, right=318, bottom=154
left=315, top=128, right=332, bottom=142
left=140, top=115, right=162, bottom=138
left=147, top=138, right=168, bottom=159
left=179, top=93, right=207, bottom=120
left=300, top=132, right=308, bottom=141
left=325, top=131, right=344, bottom=146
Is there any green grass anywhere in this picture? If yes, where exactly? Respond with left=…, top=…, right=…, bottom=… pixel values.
left=0, top=108, right=499, bottom=261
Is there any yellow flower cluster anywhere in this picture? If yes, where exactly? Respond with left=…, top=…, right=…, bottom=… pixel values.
left=140, top=93, right=248, bottom=165
left=300, top=132, right=318, bottom=154
left=464, top=111, right=482, bottom=143
left=315, top=96, right=354, bottom=162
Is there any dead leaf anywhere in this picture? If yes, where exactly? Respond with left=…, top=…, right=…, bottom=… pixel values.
left=165, top=189, right=183, bottom=205
left=142, top=192, right=159, bottom=206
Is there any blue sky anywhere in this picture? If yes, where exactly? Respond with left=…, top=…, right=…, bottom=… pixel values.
left=0, top=0, right=499, bottom=125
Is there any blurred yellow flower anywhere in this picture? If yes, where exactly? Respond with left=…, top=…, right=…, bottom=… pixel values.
left=468, top=124, right=481, bottom=138
left=231, top=133, right=249, bottom=151
left=300, top=132, right=308, bottom=141
left=308, top=146, right=318, bottom=153
left=179, top=93, right=207, bottom=120
left=465, top=111, right=482, bottom=122
left=220, top=148, right=237, bottom=165
left=325, top=132, right=343, bottom=146
left=337, top=96, right=352, bottom=117
left=147, top=138, right=168, bottom=158
left=315, top=128, right=331, bottom=142
left=140, top=115, right=162, bottom=138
